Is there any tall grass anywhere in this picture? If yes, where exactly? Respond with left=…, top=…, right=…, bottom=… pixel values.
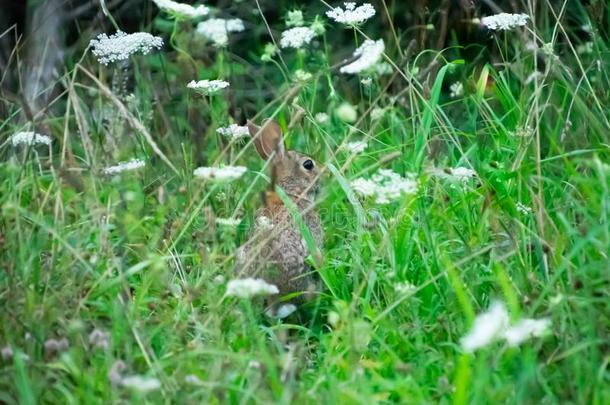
left=1, top=1, right=609, bottom=403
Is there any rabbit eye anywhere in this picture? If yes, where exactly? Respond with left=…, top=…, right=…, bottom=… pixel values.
left=303, top=159, right=314, bottom=171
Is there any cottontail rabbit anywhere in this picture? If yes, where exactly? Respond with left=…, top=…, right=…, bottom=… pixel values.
left=235, top=119, right=323, bottom=308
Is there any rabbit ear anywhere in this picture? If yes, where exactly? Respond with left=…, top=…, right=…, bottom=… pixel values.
left=248, top=119, right=285, bottom=161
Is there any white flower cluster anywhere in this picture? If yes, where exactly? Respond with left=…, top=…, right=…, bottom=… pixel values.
left=10, top=131, right=52, bottom=146
left=340, top=39, right=385, bottom=74
left=215, top=217, right=241, bottom=227
left=326, top=2, right=376, bottom=26
left=216, top=124, right=249, bottom=139
left=345, top=140, right=367, bottom=154
left=152, top=0, right=209, bottom=19
left=315, top=112, right=329, bottom=124
left=432, top=166, right=476, bottom=183
left=335, top=102, right=357, bottom=123
left=351, top=169, right=418, bottom=204
left=196, top=18, right=245, bottom=47
left=90, top=31, right=163, bottom=65
left=450, top=82, right=464, bottom=98
left=226, top=278, right=279, bottom=299
left=280, top=26, right=315, bottom=49
left=293, top=69, right=313, bottom=82
left=121, top=375, right=161, bottom=393
left=102, top=159, right=145, bottom=175
left=193, top=165, right=246, bottom=182
left=481, top=13, right=530, bottom=31
left=461, top=301, right=551, bottom=352
left=286, top=10, right=304, bottom=27
left=187, top=79, right=230, bottom=95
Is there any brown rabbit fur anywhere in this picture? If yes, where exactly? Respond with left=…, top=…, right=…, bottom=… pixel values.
left=235, top=119, right=323, bottom=307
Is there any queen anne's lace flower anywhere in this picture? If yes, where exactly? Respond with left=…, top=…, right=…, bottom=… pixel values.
left=193, top=166, right=246, bottom=181
left=90, top=31, right=163, bottom=65
left=431, top=166, right=476, bottom=183
left=450, top=82, right=464, bottom=98
left=216, top=124, right=249, bottom=139
left=351, top=169, right=417, bottom=204
left=152, top=0, right=209, bottom=19
left=481, top=13, right=529, bottom=31
left=335, top=102, right=357, bottom=123
left=315, top=112, right=329, bottom=124
left=10, top=131, right=52, bottom=146
left=196, top=18, right=245, bottom=47
left=280, top=27, right=315, bottom=49
left=340, top=39, right=385, bottom=74
left=326, top=2, right=376, bottom=25
left=102, top=159, right=145, bottom=175
left=226, top=278, right=279, bottom=298
left=187, top=80, right=230, bottom=95
left=286, top=10, right=304, bottom=27
left=294, top=69, right=313, bottom=82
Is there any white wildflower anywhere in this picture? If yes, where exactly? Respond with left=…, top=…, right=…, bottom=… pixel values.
left=216, top=124, right=249, bottom=139
left=335, top=102, right=357, bottom=123
left=196, top=18, right=245, bottom=47
left=450, top=82, right=464, bottom=98
left=432, top=166, right=476, bottom=183
left=108, top=360, right=126, bottom=386
left=121, top=375, right=161, bottom=393
left=394, top=282, right=417, bottom=295
left=294, top=69, right=313, bottom=82
left=10, top=131, right=52, bottom=146
left=516, top=202, right=532, bottom=215
left=193, top=166, right=246, bottom=182
left=370, top=107, right=385, bottom=121
left=360, top=77, right=372, bottom=86
left=187, top=79, right=230, bottom=95
left=226, top=278, right=279, bottom=298
left=326, top=2, right=376, bottom=26
left=461, top=301, right=510, bottom=352
left=215, top=217, right=241, bottom=227
left=280, top=27, right=315, bottom=49
left=90, top=31, right=163, bottom=65
left=286, top=10, right=304, bottom=27
left=152, top=0, right=209, bottom=19
left=102, top=158, right=145, bottom=175
left=315, top=112, right=329, bottom=124
left=481, top=13, right=529, bottom=31
left=345, top=140, right=367, bottom=154
left=352, top=169, right=417, bottom=204
left=504, top=318, right=551, bottom=346
left=88, top=328, right=111, bottom=350
left=340, top=39, right=385, bottom=74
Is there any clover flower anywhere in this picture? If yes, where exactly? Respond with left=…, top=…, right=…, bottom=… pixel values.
left=226, top=278, right=279, bottom=298
left=187, top=79, right=230, bottom=95
left=280, top=27, right=315, bottom=49
left=196, top=18, right=245, bottom=47
left=216, top=124, right=249, bottom=139
left=102, top=158, right=145, bottom=175
left=345, top=140, right=367, bottom=154
left=193, top=166, right=246, bottom=182
left=326, top=2, right=376, bottom=26
left=152, top=0, right=209, bottom=19
left=340, top=39, right=385, bottom=74
left=10, top=131, right=52, bottom=146
left=351, top=169, right=418, bottom=204
left=461, top=301, right=551, bottom=352
left=90, top=31, right=163, bottom=65
left=480, top=13, right=529, bottom=31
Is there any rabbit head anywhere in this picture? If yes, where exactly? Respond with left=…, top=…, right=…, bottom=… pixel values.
left=247, top=119, right=321, bottom=201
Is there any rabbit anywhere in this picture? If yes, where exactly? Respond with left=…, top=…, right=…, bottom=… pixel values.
left=234, top=119, right=323, bottom=309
